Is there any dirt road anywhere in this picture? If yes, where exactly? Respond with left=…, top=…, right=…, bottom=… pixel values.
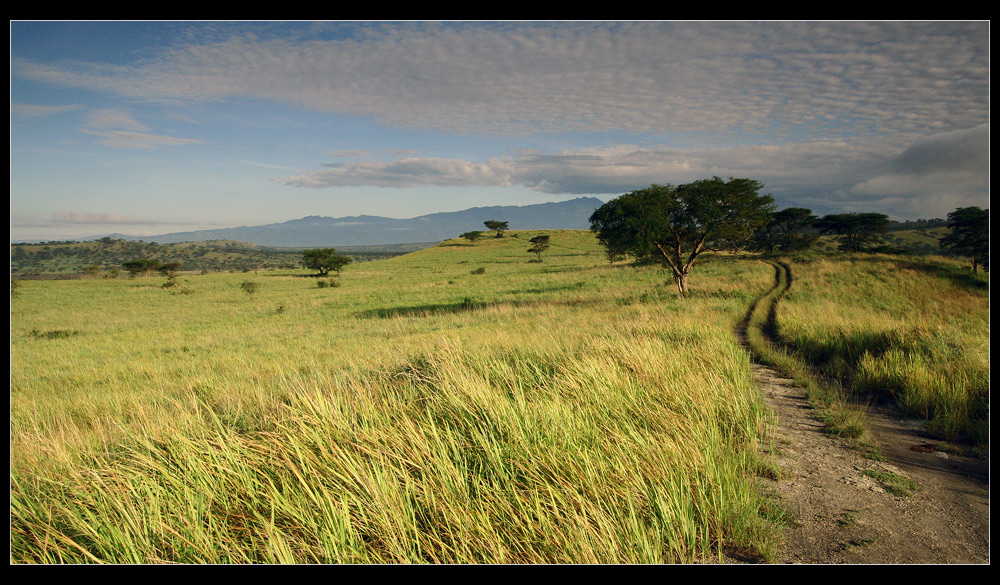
left=739, top=262, right=989, bottom=564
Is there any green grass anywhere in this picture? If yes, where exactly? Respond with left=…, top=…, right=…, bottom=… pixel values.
left=769, top=253, right=989, bottom=446
left=862, top=470, right=918, bottom=498
left=11, top=230, right=785, bottom=564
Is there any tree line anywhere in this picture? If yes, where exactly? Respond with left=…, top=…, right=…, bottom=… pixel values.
left=589, top=177, right=988, bottom=295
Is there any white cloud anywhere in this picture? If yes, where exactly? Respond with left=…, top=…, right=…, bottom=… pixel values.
left=78, top=108, right=203, bottom=149
left=282, top=156, right=513, bottom=189
left=12, top=103, right=81, bottom=117
left=14, top=22, right=989, bottom=139
left=280, top=139, right=896, bottom=196
left=83, top=109, right=149, bottom=131
left=239, top=159, right=299, bottom=170
left=51, top=211, right=153, bottom=225
left=80, top=128, right=203, bottom=149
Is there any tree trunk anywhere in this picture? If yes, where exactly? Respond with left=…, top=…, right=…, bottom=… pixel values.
left=675, top=272, right=689, bottom=296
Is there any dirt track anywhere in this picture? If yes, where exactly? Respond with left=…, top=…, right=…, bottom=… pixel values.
left=739, top=262, right=989, bottom=564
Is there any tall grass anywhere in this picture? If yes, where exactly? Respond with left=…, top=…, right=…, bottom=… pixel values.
left=11, top=232, right=782, bottom=563
left=772, top=253, right=989, bottom=445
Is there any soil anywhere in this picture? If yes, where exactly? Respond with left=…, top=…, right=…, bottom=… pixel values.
left=735, top=265, right=990, bottom=564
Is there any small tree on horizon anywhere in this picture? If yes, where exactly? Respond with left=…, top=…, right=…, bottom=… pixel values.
left=484, top=220, right=509, bottom=238
left=301, top=248, right=352, bottom=277
left=460, top=231, right=484, bottom=244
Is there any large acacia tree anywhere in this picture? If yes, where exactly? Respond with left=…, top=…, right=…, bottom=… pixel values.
left=589, top=177, right=774, bottom=295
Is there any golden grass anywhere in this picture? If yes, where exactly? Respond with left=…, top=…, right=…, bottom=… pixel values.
left=11, top=232, right=783, bottom=563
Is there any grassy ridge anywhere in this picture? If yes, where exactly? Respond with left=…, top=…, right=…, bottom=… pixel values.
left=11, top=231, right=784, bottom=563
left=10, top=239, right=431, bottom=277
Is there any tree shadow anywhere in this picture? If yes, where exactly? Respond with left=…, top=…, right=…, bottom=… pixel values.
left=889, top=258, right=989, bottom=292
left=357, top=300, right=485, bottom=319
left=356, top=296, right=599, bottom=319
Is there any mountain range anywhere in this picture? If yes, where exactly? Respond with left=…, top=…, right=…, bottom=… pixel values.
left=107, top=197, right=607, bottom=247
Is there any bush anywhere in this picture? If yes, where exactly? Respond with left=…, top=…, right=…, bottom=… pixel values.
left=240, top=280, right=259, bottom=299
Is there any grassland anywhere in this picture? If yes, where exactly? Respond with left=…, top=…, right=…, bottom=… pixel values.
left=11, top=230, right=786, bottom=563
left=10, top=230, right=989, bottom=563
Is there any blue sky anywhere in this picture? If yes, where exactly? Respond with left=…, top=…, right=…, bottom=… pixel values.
left=10, top=21, right=990, bottom=241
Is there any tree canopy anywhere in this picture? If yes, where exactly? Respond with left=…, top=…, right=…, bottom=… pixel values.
left=940, top=206, right=989, bottom=273
left=755, top=207, right=818, bottom=254
left=301, top=248, right=352, bottom=277
left=483, top=220, right=509, bottom=238
left=527, top=234, right=550, bottom=261
left=589, top=177, right=774, bottom=295
left=122, top=258, right=163, bottom=277
left=459, top=231, right=483, bottom=244
left=815, top=213, right=890, bottom=252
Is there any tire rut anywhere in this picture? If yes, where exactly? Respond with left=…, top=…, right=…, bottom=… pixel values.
left=737, top=260, right=989, bottom=564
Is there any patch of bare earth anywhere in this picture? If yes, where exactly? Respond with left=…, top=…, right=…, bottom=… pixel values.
left=754, top=362, right=988, bottom=563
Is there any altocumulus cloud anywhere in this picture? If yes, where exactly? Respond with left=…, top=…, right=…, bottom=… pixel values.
left=14, top=22, right=988, bottom=139
left=51, top=211, right=152, bottom=225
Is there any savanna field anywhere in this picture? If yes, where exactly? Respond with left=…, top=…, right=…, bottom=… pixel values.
left=9, top=231, right=989, bottom=563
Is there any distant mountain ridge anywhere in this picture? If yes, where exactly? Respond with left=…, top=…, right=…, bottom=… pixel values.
left=108, top=197, right=607, bottom=247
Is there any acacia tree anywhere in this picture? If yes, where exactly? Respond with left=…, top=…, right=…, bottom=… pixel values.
left=483, top=220, right=509, bottom=238
left=589, top=177, right=774, bottom=295
left=301, top=248, right=352, bottom=277
left=122, top=258, right=162, bottom=277
left=754, top=207, right=817, bottom=254
left=815, top=213, right=889, bottom=252
left=460, top=231, right=483, bottom=244
left=527, top=234, right=550, bottom=261
left=940, top=206, right=989, bottom=273
left=773, top=207, right=818, bottom=252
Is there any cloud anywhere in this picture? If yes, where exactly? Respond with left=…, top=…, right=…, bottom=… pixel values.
left=282, top=156, right=514, bottom=189
left=279, top=139, right=896, bottom=196
left=888, top=123, right=989, bottom=176
left=846, top=124, right=989, bottom=217
left=78, top=108, right=203, bottom=149
left=51, top=211, right=158, bottom=225
left=13, top=22, right=989, bottom=139
left=239, top=159, right=299, bottom=170
left=80, top=129, right=203, bottom=149
left=325, top=149, right=369, bottom=158
left=12, top=103, right=81, bottom=117
left=279, top=126, right=986, bottom=221
left=83, top=109, right=149, bottom=131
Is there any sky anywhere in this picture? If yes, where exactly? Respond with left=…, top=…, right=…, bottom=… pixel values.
left=10, top=21, right=991, bottom=242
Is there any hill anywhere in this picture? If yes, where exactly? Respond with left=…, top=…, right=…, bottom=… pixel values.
left=103, top=197, right=607, bottom=247
left=9, top=238, right=435, bottom=278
